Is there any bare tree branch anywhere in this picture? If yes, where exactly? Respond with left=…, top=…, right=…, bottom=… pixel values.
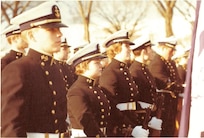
left=1, top=4, right=10, bottom=24
left=153, top=0, right=166, bottom=17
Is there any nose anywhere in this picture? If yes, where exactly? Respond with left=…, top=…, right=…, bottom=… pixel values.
left=56, top=29, right=62, bottom=37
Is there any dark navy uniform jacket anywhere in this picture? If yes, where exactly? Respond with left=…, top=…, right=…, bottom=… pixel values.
left=68, top=75, right=111, bottom=137
left=148, top=53, right=182, bottom=89
left=1, top=50, right=23, bottom=70
left=129, top=61, right=158, bottom=124
left=1, top=49, right=68, bottom=137
left=99, top=59, right=140, bottom=133
left=129, top=61, right=158, bottom=104
left=148, top=52, right=182, bottom=136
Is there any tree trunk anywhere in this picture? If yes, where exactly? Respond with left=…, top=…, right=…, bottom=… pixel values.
left=84, top=18, right=90, bottom=43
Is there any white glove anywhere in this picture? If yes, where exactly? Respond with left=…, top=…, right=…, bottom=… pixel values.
left=148, top=116, right=162, bottom=130
left=131, top=126, right=149, bottom=138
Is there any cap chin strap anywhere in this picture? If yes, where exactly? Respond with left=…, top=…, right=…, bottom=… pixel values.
left=30, top=19, right=61, bottom=27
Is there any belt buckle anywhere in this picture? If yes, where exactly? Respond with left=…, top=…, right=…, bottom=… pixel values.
left=127, top=102, right=136, bottom=110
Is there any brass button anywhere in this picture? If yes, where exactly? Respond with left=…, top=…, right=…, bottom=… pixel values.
left=41, top=62, right=45, bottom=66
left=120, top=63, right=125, bottom=67
left=51, top=110, right=55, bottom=114
left=97, top=96, right=101, bottom=99
left=94, top=91, right=97, bottom=94
left=49, top=81, right=53, bottom=85
left=101, top=109, right=104, bottom=112
left=55, top=119, right=58, bottom=124
left=55, top=129, right=59, bottom=133
left=53, top=91, right=57, bottom=95
left=53, top=101, right=57, bottom=106
left=45, top=71, right=49, bottom=75
left=100, top=121, right=104, bottom=125
left=101, top=115, right=104, bottom=118
left=100, top=102, right=103, bottom=105
left=59, top=69, right=62, bottom=72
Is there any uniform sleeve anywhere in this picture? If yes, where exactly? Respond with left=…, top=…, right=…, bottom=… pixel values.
left=1, top=55, right=9, bottom=71
left=99, top=69, right=117, bottom=96
left=68, top=91, right=104, bottom=137
left=148, top=58, right=168, bottom=89
left=1, top=63, right=29, bottom=137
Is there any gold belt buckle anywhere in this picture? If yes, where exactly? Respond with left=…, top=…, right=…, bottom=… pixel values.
left=127, top=102, right=136, bottom=110
left=45, top=133, right=49, bottom=138
left=60, top=133, right=64, bottom=138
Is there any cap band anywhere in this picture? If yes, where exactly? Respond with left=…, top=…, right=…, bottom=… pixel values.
left=132, top=40, right=151, bottom=51
left=6, top=29, right=21, bottom=37
left=81, top=53, right=103, bottom=61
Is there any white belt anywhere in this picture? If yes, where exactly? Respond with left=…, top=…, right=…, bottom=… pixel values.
left=137, top=101, right=153, bottom=109
left=116, top=102, right=136, bottom=111
left=71, top=128, right=86, bottom=138
left=27, top=132, right=60, bottom=138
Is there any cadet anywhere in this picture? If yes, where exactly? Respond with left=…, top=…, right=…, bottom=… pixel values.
left=1, top=24, right=28, bottom=70
left=129, top=35, right=162, bottom=135
left=54, top=38, right=77, bottom=89
left=1, top=2, right=70, bottom=137
left=99, top=30, right=149, bottom=137
left=67, top=42, right=111, bottom=137
left=148, top=36, right=183, bottom=137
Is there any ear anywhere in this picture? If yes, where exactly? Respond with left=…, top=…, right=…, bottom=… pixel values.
left=141, top=49, right=146, bottom=55
left=10, top=35, right=20, bottom=44
left=27, top=30, right=36, bottom=42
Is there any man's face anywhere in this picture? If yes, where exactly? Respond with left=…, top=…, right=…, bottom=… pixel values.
left=33, top=27, right=62, bottom=55
left=164, top=46, right=175, bottom=60
left=87, top=59, right=103, bottom=79
left=119, top=43, right=131, bottom=63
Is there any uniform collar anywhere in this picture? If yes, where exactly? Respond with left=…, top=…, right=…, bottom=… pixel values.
left=131, top=61, right=147, bottom=69
left=55, top=59, right=67, bottom=65
left=27, top=49, right=54, bottom=66
left=78, top=75, right=95, bottom=86
left=111, top=58, right=127, bottom=68
left=10, top=50, right=23, bottom=58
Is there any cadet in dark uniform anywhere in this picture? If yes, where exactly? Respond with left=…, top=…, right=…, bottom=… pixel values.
left=173, top=50, right=189, bottom=84
left=54, top=38, right=77, bottom=89
left=99, top=30, right=149, bottom=137
left=148, top=36, right=183, bottom=137
left=129, top=35, right=162, bottom=132
left=1, top=2, right=70, bottom=138
left=1, top=24, right=28, bottom=70
left=67, top=42, right=111, bottom=137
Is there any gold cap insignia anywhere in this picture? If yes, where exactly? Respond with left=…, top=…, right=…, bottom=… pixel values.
left=52, top=5, right=60, bottom=18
